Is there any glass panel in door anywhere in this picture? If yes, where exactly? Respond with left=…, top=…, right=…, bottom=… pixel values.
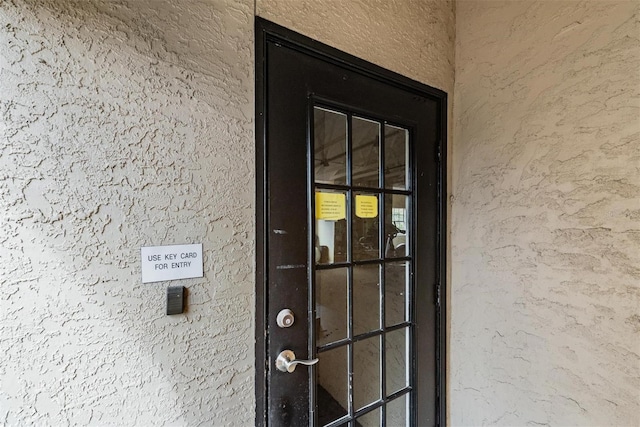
left=352, top=117, right=380, bottom=188
left=313, top=106, right=413, bottom=426
left=315, top=108, right=347, bottom=185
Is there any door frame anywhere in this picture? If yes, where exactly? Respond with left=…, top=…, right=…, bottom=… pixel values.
left=255, top=17, right=448, bottom=426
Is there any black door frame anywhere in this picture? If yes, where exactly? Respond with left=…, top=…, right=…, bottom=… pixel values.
left=255, top=17, right=447, bottom=426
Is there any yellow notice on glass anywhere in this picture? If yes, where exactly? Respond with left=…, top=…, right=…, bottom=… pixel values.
left=355, top=195, right=378, bottom=218
left=316, top=192, right=346, bottom=220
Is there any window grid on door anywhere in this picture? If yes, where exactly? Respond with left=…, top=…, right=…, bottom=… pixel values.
left=311, top=104, right=414, bottom=427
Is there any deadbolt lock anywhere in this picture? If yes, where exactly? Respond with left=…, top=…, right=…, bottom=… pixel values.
left=276, top=309, right=295, bottom=328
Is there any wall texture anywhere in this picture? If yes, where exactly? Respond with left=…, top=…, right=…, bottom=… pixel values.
left=9, top=0, right=636, bottom=425
left=0, top=0, right=255, bottom=424
left=257, top=0, right=455, bottom=99
left=452, top=1, right=639, bottom=425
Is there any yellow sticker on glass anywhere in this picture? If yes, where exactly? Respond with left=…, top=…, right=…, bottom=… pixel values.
left=355, top=195, right=378, bottom=218
left=315, top=192, right=346, bottom=220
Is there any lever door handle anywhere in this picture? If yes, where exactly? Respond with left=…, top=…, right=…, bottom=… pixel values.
left=275, top=350, right=319, bottom=373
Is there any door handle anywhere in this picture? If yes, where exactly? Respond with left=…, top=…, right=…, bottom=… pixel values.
left=275, top=350, right=319, bottom=373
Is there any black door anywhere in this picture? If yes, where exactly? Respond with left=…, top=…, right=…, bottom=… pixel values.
left=256, top=18, right=447, bottom=427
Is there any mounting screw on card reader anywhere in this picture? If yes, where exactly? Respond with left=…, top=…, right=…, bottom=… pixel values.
left=167, top=286, right=185, bottom=315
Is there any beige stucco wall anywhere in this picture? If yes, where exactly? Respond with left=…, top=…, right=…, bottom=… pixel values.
left=8, top=0, right=637, bottom=424
left=1, top=0, right=455, bottom=424
left=452, top=1, right=640, bottom=425
left=0, top=0, right=255, bottom=424
left=256, top=0, right=455, bottom=95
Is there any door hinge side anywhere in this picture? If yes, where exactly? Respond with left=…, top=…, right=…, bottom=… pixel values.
left=434, top=282, right=441, bottom=306
left=435, top=141, right=442, bottom=163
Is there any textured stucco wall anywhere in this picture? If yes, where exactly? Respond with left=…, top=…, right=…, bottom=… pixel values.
left=452, top=1, right=640, bottom=425
left=257, top=0, right=455, bottom=96
left=0, top=0, right=255, bottom=424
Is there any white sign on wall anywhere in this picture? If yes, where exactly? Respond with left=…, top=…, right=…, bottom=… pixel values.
left=141, top=243, right=203, bottom=283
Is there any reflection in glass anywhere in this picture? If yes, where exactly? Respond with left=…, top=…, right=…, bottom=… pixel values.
left=353, top=264, right=380, bottom=336
left=385, top=262, right=408, bottom=327
left=316, top=219, right=348, bottom=264
left=352, top=117, right=380, bottom=188
left=356, top=407, right=381, bottom=427
left=316, top=190, right=348, bottom=264
left=384, top=125, right=408, bottom=190
left=318, top=346, right=349, bottom=425
left=315, top=107, right=347, bottom=185
left=386, top=394, right=409, bottom=427
left=316, top=268, right=348, bottom=347
left=385, top=194, right=409, bottom=258
left=353, top=193, right=380, bottom=262
left=385, top=328, right=409, bottom=396
left=353, top=336, right=381, bottom=410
